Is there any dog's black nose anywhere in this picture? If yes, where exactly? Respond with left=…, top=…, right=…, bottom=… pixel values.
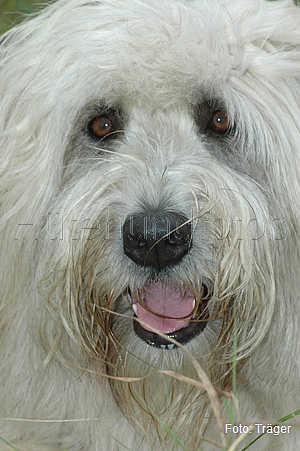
left=122, top=211, right=192, bottom=271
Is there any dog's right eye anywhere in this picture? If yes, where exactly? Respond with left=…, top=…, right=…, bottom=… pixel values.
left=88, top=115, right=115, bottom=139
left=209, top=110, right=231, bottom=134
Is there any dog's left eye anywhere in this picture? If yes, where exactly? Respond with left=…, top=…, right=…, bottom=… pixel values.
left=89, top=115, right=115, bottom=139
left=209, top=110, right=231, bottom=134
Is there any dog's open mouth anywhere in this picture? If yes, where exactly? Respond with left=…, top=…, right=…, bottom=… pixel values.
left=130, top=283, right=209, bottom=349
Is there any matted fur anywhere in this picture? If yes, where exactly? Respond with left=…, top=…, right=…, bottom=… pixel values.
left=1, top=0, right=300, bottom=449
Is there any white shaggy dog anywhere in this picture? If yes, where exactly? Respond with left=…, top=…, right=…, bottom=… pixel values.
left=1, top=0, right=300, bottom=449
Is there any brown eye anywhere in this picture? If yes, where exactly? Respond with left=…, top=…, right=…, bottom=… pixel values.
left=90, top=116, right=115, bottom=138
left=210, top=110, right=231, bottom=133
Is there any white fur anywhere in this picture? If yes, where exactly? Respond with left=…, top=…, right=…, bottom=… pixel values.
left=1, top=0, right=300, bottom=449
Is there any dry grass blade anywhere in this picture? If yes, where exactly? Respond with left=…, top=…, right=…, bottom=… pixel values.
left=159, top=370, right=231, bottom=399
left=133, top=316, right=228, bottom=446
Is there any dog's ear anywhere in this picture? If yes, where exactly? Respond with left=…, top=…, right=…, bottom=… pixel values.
left=239, top=0, right=300, bottom=47
left=229, top=0, right=300, bottom=81
left=262, top=0, right=300, bottom=46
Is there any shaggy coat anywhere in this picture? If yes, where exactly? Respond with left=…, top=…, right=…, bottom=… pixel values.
left=1, top=0, right=300, bottom=450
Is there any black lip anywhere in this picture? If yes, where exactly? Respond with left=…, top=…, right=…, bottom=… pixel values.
left=133, top=301, right=209, bottom=349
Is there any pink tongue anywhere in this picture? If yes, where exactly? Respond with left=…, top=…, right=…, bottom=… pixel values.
left=133, top=282, right=195, bottom=334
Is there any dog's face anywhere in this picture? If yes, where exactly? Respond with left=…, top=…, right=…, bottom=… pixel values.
left=42, top=0, right=295, bottom=353
left=2, top=0, right=300, bottom=447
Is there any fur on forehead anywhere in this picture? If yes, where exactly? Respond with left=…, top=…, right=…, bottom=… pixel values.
left=1, top=0, right=300, bottom=107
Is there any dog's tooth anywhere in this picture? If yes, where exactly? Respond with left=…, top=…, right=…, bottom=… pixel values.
left=163, top=344, right=176, bottom=350
left=132, top=303, right=137, bottom=315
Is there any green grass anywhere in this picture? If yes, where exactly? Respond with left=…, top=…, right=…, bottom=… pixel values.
left=0, top=435, right=20, bottom=451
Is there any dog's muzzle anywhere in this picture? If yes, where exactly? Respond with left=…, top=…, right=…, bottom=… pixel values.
left=122, top=211, right=209, bottom=349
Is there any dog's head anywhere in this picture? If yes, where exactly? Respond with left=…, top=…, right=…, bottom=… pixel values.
left=1, top=0, right=300, bottom=446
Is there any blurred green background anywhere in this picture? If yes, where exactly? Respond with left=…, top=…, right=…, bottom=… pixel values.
left=0, top=0, right=45, bottom=34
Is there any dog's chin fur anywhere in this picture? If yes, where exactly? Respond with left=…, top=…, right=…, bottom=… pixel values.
left=1, top=0, right=300, bottom=449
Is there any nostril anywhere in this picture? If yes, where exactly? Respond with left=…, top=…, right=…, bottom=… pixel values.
left=168, top=229, right=189, bottom=245
left=122, top=211, right=192, bottom=271
left=167, top=235, right=176, bottom=245
left=126, top=233, right=143, bottom=247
